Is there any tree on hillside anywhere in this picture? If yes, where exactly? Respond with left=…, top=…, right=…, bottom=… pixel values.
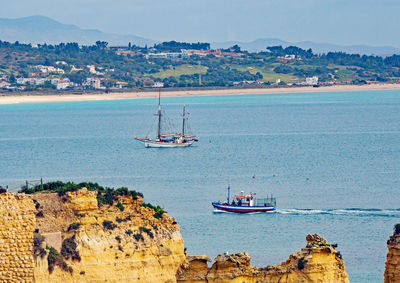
left=66, top=71, right=88, bottom=84
left=96, top=41, right=108, bottom=50
left=9, top=74, right=16, bottom=83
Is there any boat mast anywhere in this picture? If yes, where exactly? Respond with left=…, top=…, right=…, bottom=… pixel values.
left=227, top=185, right=230, bottom=204
left=157, top=89, right=161, bottom=139
left=182, top=106, right=185, bottom=136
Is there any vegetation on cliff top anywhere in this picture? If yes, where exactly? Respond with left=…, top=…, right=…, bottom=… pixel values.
left=20, top=181, right=142, bottom=204
left=141, top=202, right=165, bottom=219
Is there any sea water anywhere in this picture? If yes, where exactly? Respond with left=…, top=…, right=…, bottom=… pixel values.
left=1, top=89, right=399, bottom=282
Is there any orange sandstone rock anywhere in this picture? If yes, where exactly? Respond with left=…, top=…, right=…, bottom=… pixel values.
left=385, top=225, right=400, bottom=283
left=0, top=188, right=350, bottom=283
left=178, top=234, right=349, bottom=283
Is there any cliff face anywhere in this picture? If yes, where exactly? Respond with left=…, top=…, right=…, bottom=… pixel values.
left=178, top=234, right=349, bottom=283
left=1, top=188, right=349, bottom=283
left=32, top=188, right=186, bottom=283
left=385, top=226, right=400, bottom=283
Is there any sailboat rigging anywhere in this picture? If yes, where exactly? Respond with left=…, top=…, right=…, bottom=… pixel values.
left=134, top=90, right=198, bottom=148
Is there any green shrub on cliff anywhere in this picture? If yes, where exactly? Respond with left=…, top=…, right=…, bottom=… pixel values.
left=298, top=257, right=307, bottom=270
left=141, top=202, right=165, bottom=219
left=395, top=223, right=400, bottom=235
left=47, top=246, right=63, bottom=273
left=130, top=190, right=139, bottom=200
left=47, top=246, right=73, bottom=273
left=67, top=222, right=81, bottom=231
left=61, top=236, right=81, bottom=261
left=33, top=232, right=47, bottom=259
left=103, top=220, right=117, bottom=230
left=139, top=226, right=154, bottom=239
left=133, top=233, right=144, bottom=241
left=116, top=201, right=125, bottom=211
left=98, top=188, right=117, bottom=206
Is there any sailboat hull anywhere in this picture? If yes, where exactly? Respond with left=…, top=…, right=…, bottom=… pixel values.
left=142, top=140, right=195, bottom=148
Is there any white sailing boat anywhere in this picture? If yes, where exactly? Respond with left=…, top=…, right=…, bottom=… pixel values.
left=134, top=90, right=198, bottom=148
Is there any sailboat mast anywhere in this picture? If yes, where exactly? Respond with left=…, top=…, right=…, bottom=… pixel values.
left=182, top=106, right=185, bottom=136
left=157, top=89, right=161, bottom=139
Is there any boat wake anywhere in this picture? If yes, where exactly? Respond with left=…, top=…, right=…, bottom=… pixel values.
left=277, top=208, right=400, bottom=218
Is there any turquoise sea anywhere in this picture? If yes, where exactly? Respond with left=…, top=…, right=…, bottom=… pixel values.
left=1, top=89, right=400, bottom=282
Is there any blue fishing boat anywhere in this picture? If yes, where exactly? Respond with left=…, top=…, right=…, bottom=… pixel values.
left=212, top=186, right=276, bottom=213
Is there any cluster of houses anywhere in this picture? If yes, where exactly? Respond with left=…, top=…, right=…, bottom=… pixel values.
left=114, top=48, right=244, bottom=60
left=0, top=62, right=118, bottom=91
left=0, top=69, right=164, bottom=91
left=1, top=77, right=103, bottom=90
left=276, top=54, right=302, bottom=62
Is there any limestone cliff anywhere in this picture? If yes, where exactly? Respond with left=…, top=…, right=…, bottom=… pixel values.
left=178, top=234, right=349, bottom=283
left=31, top=187, right=186, bottom=283
left=384, top=224, right=400, bottom=283
left=1, top=187, right=349, bottom=283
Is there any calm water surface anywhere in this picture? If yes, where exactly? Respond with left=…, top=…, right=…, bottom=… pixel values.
left=1, top=90, right=400, bottom=282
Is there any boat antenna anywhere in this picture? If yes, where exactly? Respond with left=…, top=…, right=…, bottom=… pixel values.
left=227, top=185, right=230, bottom=204
left=182, top=105, right=185, bottom=136
left=157, top=88, right=161, bottom=139
left=158, top=88, right=161, bottom=106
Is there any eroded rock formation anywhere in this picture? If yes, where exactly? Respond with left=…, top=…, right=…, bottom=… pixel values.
left=178, top=234, right=349, bottom=283
left=0, top=188, right=350, bottom=283
left=31, top=188, right=186, bottom=282
left=385, top=224, right=400, bottom=283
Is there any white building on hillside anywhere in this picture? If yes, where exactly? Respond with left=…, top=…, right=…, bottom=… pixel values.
left=56, top=80, right=70, bottom=90
left=35, top=65, right=65, bottom=74
left=152, top=82, right=164, bottom=88
left=86, top=77, right=101, bottom=89
left=16, top=78, right=35, bottom=85
left=306, top=76, right=319, bottom=85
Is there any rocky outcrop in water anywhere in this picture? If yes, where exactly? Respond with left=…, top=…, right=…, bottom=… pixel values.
left=385, top=224, right=400, bottom=283
left=178, top=233, right=349, bottom=283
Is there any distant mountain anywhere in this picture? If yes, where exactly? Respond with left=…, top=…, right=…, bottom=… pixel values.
left=212, top=38, right=400, bottom=56
left=212, top=38, right=289, bottom=52
left=0, top=15, right=155, bottom=46
left=1, top=16, right=400, bottom=56
left=294, top=41, right=400, bottom=56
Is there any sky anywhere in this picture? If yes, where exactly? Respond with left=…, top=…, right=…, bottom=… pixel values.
left=1, top=0, right=400, bottom=46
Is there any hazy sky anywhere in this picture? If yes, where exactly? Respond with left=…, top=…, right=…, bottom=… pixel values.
left=1, top=0, right=399, bottom=46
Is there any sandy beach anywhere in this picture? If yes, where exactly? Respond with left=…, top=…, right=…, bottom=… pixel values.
left=0, top=83, right=399, bottom=105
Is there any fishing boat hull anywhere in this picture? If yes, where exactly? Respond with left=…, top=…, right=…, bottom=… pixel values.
left=212, top=202, right=276, bottom=213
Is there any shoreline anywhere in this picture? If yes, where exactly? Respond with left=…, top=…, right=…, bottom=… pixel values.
left=1, top=83, right=400, bottom=105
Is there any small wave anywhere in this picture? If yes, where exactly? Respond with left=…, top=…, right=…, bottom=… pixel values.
left=277, top=208, right=400, bottom=217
